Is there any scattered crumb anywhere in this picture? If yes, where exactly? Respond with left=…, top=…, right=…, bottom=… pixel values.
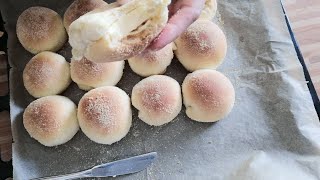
left=133, top=130, right=140, bottom=137
left=73, top=146, right=80, bottom=151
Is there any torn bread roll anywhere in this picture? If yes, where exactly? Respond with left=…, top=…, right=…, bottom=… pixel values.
left=17, top=7, right=67, bottom=54
left=23, top=51, right=71, bottom=98
left=117, top=0, right=131, bottom=5
left=175, top=20, right=227, bottom=72
left=128, top=43, right=174, bottom=77
left=63, top=0, right=107, bottom=32
left=23, top=96, right=79, bottom=147
left=78, top=86, right=132, bottom=144
left=70, top=57, right=124, bottom=91
left=199, top=0, right=217, bottom=20
left=69, top=0, right=171, bottom=63
left=132, top=75, right=182, bottom=126
left=182, top=69, right=235, bottom=122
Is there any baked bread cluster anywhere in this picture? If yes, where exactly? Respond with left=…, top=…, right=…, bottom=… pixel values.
left=68, top=0, right=171, bottom=63
left=18, top=0, right=234, bottom=147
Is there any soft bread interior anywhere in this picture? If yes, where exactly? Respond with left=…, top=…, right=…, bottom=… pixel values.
left=199, top=0, right=217, bottom=19
left=69, top=0, right=170, bottom=61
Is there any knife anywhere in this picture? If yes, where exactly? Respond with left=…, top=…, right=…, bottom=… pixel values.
left=34, top=152, right=157, bottom=180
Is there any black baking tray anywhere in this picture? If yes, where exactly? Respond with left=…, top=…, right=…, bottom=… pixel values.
left=0, top=12, right=12, bottom=180
left=1, top=1, right=320, bottom=179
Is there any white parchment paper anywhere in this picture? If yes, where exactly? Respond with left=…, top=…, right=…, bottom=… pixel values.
left=1, top=0, right=320, bottom=179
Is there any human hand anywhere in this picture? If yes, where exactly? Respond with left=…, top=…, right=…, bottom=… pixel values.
left=117, top=0, right=205, bottom=50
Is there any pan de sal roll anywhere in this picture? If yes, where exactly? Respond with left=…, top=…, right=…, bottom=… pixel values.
left=23, top=96, right=79, bottom=146
left=63, top=0, right=108, bottom=32
left=69, top=0, right=171, bottom=63
left=128, top=43, right=174, bottom=77
left=23, top=51, right=71, bottom=98
left=199, top=0, right=217, bottom=20
left=175, top=20, right=227, bottom=72
left=117, top=0, right=131, bottom=5
left=16, top=7, right=67, bottom=54
left=70, top=57, right=125, bottom=91
left=132, top=75, right=182, bottom=126
left=78, top=86, right=132, bottom=144
left=182, top=69, right=235, bottom=122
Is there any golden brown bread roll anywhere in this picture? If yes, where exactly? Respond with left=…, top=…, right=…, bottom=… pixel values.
left=78, top=86, right=132, bottom=144
left=23, top=51, right=71, bottom=98
left=70, top=57, right=124, bottom=91
left=23, top=96, right=79, bottom=146
left=182, top=69, right=235, bottom=122
left=69, top=0, right=170, bottom=63
left=63, top=0, right=107, bottom=32
left=17, top=7, right=67, bottom=54
left=131, top=75, right=182, bottom=126
left=175, top=20, right=227, bottom=72
left=128, top=43, right=174, bottom=77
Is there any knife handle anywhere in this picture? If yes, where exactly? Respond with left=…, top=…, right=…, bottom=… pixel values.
left=33, top=170, right=91, bottom=180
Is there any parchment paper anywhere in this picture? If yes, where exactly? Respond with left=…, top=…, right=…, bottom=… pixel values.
left=1, top=0, right=320, bottom=179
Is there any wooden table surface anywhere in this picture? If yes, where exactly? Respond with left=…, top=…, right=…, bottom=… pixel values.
left=283, top=0, right=320, bottom=94
left=0, top=0, right=319, bottom=163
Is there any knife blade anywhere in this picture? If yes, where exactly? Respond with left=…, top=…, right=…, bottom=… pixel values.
left=91, top=152, right=157, bottom=177
left=34, top=152, right=157, bottom=180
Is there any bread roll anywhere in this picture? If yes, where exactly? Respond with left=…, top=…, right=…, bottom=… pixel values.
left=23, top=51, right=71, bottom=98
left=182, top=69, right=235, bottom=122
left=70, top=57, right=124, bottom=91
left=17, top=7, right=67, bottom=54
left=23, top=96, right=79, bottom=146
left=63, top=0, right=107, bottom=32
left=117, top=0, right=131, bottom=5
left=128, top=43, right=174, bottom=77
left=69, top=0, right=170, bottom=63
left=132, top=75, right=182, bottom=126
left=78, top=86, right=132, bottom=144
left=175, top=20, right=227, bottom=72
left=199, top=0, right=217, bottom=20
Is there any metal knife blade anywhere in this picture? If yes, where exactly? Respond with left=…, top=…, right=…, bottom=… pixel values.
left=34, top=152, right=157, bottom=180
left=91, top=152, right=157, bottom=177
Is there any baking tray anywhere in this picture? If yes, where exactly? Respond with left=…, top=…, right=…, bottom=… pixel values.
left=0, top=12, right=12, bottom=180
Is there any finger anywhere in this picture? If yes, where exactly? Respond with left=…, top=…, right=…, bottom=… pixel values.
left=149, top=6, right=202, bottom=50
left=170, top=0, right=205, bottom=15
left=168, top=0, right=178, bottom=17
